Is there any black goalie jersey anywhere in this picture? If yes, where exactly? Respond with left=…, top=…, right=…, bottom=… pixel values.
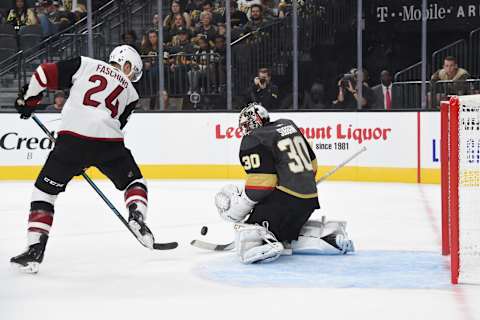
left=239, top=118, right=319, bottom=203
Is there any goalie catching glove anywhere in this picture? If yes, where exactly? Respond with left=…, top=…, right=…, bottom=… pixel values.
left=15, top=84, right=43, bottom=119
left=214, top=184, right=256, bottom=223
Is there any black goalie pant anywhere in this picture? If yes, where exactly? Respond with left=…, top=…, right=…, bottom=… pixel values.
left=35, top=134, right=143, bottom=195
left=245, top=189, right=320, bottom=242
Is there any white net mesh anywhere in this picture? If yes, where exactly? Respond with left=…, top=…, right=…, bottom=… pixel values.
left=458, top=96, right=480, bottom=284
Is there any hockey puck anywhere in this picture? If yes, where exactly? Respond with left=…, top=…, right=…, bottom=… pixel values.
left=200, top=226, right=208, bottom=236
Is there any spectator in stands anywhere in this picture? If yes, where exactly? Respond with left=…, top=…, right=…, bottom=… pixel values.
left=194, top=11, right=217, bottom=44
left=37, top=0, right=73, bottom=36
left=214, top=34, right=226, bottom=58
left=431, top=56, right=470, bottom=82
left=72, top=3, right=86, bottom=21
left=121, top=30, right=139, bottom=52
left=237, top=0, right=261, bottom=15
left=152, top=13, right=160, bottom=29
left=303, top=82, right=327, bottom=109
left=186, top=0, right=204, bottom=13
left=140, top=30, right=159, bottom=55
left=243, top=4, right=266, bottom=33
left=260, top=0, right=279, bottom=20
left=61, top=0, right=72, bottom=11
left=7, top=0, right=38, bottom=29
left=140, top=30, right=159, bottom=72
left=334, top=69, right=376, bottom=110
left=45, top=90, right=65, bottom=112
left=214, top=34, right=226, bottom=88
left=277, top=0, right=289, bottom=18
left=139, top=30, right=163, bottom=101
left=216, top=22, right=226, bottom=36
left=246, top=67, right=279, bottom=110
left=168, top=29, right=194, bottom=95
left=168, top=28, right=195, bottom=55
left=168, top=14, right=191, bottom=43
left=202, top=0, right=223, bottom=25
left=164, top=0, right=192, bottom=30
left=188, top=36, right=217, bottom=94
left=431, top=56, right=471, bottom=104
left=229, top=0, right=248, bottom=27
left=372, top=70, right=397, bottom=110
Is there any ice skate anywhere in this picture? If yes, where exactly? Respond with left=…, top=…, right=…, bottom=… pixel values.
left=10, top=234, right=48, bottom=274
left=128, top=204, right=154, bottom=249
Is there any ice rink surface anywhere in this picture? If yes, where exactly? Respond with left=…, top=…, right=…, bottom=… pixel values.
left=1, top=179, right=479, bottom=320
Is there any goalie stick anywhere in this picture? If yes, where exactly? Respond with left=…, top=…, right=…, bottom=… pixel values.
left=190, top=239, right=235, bottom=251
left=31, top=115, right=178, bottom=251
left=315, top=146, right=367, bottom=184
left=191, top=147, right=367, bottom=251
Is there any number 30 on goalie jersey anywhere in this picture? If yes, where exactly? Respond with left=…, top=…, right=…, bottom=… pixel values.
left=239, top=118, right=318, bottom=202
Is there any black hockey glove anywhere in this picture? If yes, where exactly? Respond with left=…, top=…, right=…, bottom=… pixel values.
left=15, top=84, right=43, bottom=119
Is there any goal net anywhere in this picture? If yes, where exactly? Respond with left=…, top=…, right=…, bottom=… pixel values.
left=441, top=95, right=480, bottom=285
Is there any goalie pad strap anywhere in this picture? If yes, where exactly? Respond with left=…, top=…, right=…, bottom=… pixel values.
left=234, top=223, right=283, bottom=264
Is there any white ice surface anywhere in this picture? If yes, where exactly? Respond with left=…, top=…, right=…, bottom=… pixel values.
left=1, top=180, right=479, bottom=320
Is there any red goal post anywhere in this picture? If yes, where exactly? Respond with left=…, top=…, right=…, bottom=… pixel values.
left=441, top=96, right=480, bottom=285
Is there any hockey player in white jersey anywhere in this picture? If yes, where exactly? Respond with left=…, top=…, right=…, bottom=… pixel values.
left=215, top=103, right=354, bottom=264
left=11, top=45, right=152, bottom=273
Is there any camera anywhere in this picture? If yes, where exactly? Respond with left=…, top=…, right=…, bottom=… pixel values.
left=340, top=73, right=355, bottom=89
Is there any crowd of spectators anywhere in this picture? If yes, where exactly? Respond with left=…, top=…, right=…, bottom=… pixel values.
left=1, top=0, right=477, bottom=111
left=119, top=0, right=295, bottom=109
left=0, top=0, right=88, bottom=36
left=326, top=55, right=473, bottom=110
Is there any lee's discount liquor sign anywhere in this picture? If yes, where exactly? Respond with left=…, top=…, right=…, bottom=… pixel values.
left=0, top=112, right=440, bottom=182
left=213, top=112, right=417, bottom=168
left=367, top=0, right=480, bottom=31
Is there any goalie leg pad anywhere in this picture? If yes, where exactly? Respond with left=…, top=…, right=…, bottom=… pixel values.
left=234, top=223, right=284, bottom=264
left=292, top=218, right=355, bottom=254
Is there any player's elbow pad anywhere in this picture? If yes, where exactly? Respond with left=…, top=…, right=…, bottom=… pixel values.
left=26, top=64, right=59, bottom=99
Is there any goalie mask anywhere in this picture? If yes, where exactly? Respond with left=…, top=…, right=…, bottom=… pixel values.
left=239, top=103, right=270, bottom=135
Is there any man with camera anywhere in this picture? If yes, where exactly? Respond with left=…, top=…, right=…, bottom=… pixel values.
left=246, top=67, right=279, bottom=110
left=334, top=69, right=376, bottom=110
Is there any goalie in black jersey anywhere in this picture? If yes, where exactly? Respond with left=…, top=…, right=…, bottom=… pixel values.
left=215, top=103, right=354, bottom=263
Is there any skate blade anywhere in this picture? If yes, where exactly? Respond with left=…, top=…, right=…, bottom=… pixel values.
left=11, top=261, right=39, bottom=274
left=129, top=221, right=154, bottom=249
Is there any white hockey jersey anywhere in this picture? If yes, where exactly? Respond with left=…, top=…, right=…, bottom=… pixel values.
left=27, top=56, right=139, bottom=141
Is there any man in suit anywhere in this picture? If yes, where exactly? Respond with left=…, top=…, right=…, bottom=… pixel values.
left=372, top=70, right=395, bottom=110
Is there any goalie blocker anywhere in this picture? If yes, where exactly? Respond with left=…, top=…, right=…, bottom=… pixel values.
left=215, top=103, right=354, bottom=264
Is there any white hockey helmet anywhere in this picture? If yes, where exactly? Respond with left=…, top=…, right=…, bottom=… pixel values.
left=239, top=103, right=270, bottom=135
left=109, top=45, right=143, bottom=82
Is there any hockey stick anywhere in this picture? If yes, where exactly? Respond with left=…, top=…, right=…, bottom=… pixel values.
left=191, top=147, right=368, bottom=252
left=31, top=115, right=178, bottom=250
left=316, top=146, right=367, bottom=184
left=190, top=239, right=235, bottom=251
